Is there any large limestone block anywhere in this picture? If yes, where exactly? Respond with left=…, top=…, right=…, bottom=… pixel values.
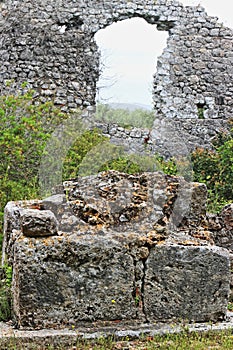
left=144, top=245, right=230, bottom=323
left=12, top=235, right=137, bottom=329
left=65, top=171, right=208, bottom=232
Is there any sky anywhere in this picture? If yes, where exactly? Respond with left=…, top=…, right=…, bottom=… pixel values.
left=95, top=0, right=233, bottom=107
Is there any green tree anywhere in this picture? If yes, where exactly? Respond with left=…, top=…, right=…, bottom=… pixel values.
left=95, top=103, right=155, bottom=128
left=0, top=90, right=67, bottom=236
left=191, top=133, right=233, bottom=212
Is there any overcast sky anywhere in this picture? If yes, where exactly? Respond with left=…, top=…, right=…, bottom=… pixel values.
left=95, top=0, right=233, bottom=107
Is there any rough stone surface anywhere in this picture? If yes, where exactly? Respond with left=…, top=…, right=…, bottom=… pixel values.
left=208, top=204, right=233, bottom=251
left=94, top=118, right=232, bottom=161
left=64, top=171, right=208, bottom=229
left=207, top=204, right=233, bottom=301
left=144, top=245, right=230, bottom=323
left=12, top=235, right=137, bottom=328
left=20, top=209, right=58, bottom=237
left=2, top=171, right=231, bottom=329
left=0, top=0, right=233, bottom=121
left=0, top=0, right=232, bottom=153
left=2, top=200, right=42, bottom=265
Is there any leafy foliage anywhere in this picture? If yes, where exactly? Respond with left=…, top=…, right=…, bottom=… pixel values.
left=0, top=264, right=12, bottom=321
left=62, top=129, right=107, bottom=179
left=191, top=134, right=233, bottom=213
left=0, top=90, right=67, bottom=234
left=99, top=156, right=142, bottom=174
left=95, top=103, right=155, bottom=128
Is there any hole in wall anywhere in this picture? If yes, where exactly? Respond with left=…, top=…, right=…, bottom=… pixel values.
left=197, top=102, right=207, bottom=119
left=95, top=17, right=168, bottom=110
left=57, top=15, right=84, bottom=33
left=215, top=96, right=224, bottom=105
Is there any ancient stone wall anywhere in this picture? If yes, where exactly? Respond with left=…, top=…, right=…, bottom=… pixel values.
left=97, top=117, right=231, bottom=158
left=0, top=0, right=233, bottom=120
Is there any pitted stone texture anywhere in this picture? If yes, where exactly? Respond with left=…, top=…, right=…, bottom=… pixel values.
left=2, top=200, right=42, bottom=265
left=20, top=209, right=59, bottom=237
left=3, top=171, right=211, bottom=267
left=144, top=245, right=230, bottom=323
left=206, top=204, right=233, bottom=301
left=0, top=0, right=233, bottom=121
left=11, top=233, right=231, bottom=329
left=208, top=204, right=233, bottom=251
left=42, top=194, right=67, bottom=217
left=12, top=235, right=137, bottom=329
left=65, top=171, right=207, bottom=233
left=222, top=204, right=233, bottom=234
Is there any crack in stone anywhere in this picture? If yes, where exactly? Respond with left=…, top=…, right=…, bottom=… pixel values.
left=130, top=243, right=151, bottom=323
left=140, top=253, right=150, bottom=324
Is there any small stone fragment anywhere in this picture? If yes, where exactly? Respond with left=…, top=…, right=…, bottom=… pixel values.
left=20, top=209, right=58, bottom=237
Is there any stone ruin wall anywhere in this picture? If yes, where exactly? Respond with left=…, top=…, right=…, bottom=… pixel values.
left=0, top=0, right=233, bottom=152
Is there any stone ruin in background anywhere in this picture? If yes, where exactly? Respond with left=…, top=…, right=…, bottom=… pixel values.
left=1, top=0, right=233, bottom=119
left=0, top=0, right=233, bottom=150
left=0, top=0, right=233, bottom=329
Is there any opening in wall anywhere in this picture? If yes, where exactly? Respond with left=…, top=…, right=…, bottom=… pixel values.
left=197, top=102, right=207, bottom=120
left=215, top=96, right=224, bottom=105
left=94, top=17, right=168, bottom=110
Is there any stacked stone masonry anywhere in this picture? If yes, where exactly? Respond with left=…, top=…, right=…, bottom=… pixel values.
left=0, top=0, right=233, bottom=120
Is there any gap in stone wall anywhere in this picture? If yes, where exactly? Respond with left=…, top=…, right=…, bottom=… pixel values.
left=94, top=17, right=168, bottom=110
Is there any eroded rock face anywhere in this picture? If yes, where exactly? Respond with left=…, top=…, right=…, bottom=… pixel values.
left=144, top=245, right=230, bottom=323
left=12, top=235, right=137, bottom=328
left=2, top=171, right=231, bottom=329
left=207, top=204, right=233, bottom=301
left=12, top=235, right=230, bottom=329
left=64, top=171, right=208, bottom=234
left=208, top=204, right=233, bottom=251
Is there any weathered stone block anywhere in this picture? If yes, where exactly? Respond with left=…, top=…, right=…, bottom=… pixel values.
left=12, top=235, right=137, bottom=329
left=20, top=209, right=58, bottom=237
left=208, top=204, right=233, bottom=251
left=144, top=245, right=230, bottom=323
left=2, top=201, right=42, bottom=265
left=221, top=204, right=233, bottom=233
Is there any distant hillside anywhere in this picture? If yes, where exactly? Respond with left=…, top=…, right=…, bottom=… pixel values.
left=108, top=102, right=152, bottom=111
left=96, top=103, right=155, bottom=128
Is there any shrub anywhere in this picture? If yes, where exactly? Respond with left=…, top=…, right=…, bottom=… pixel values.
left=191, top=133, right=233, bottom=213
left=0, top=91, right=67, bottom=237
left=0, top=264, right=12, bottom=321
left=62, top=129, right=107, bottom=179
left=95, top=103, right=155, bottom=129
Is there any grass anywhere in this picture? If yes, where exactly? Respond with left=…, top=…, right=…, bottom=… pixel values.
left=1, top=330, right=233, bottom=349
